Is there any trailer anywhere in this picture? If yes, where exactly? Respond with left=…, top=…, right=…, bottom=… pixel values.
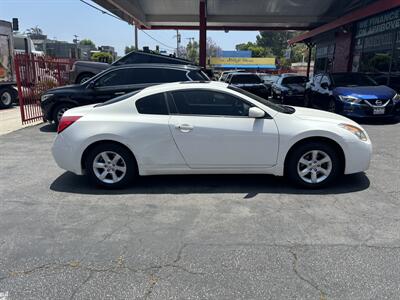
left=0, top=20, right=18, bottom=108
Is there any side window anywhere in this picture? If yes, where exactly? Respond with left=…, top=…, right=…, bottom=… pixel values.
left=135, top=93, right=168, bottom=115
left=170, top=90, right=252, bottom=116
left=163, top=69, right=190, bottom=81
left=95, top=69, right=132, bottom=87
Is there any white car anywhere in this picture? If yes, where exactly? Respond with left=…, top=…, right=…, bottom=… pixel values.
left=52, top=81, right=372, bottom=189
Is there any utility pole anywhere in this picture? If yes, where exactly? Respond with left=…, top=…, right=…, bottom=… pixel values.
left=134, top=25, right=138, bottom=50
left=174, top=30, right=181, bottom=57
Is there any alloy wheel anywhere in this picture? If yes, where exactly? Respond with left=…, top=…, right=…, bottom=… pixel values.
left=297, top=150, right=332, bottom=184
left=328, top=100, right=336, bottom=112
left=57, top=107, right=69, bottom=121
left=92, top=151, right=127, bottom=184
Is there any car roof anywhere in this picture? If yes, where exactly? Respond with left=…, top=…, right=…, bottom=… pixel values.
left=107, top=63, right=201, bottom=71
left=136, top=81, right=228, bottom=96
left=230, top=72, right=258, bottom=76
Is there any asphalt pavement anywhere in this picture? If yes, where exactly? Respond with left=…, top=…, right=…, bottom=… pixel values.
left=0, top=119, right=399, bottom=299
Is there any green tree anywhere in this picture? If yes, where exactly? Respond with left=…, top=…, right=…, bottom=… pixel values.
left=186, top=40, right=199, bottom=64
left=235, top=42, right=273, bottom=57
left=255, top=31, right=298, bottom=57
left=26, top=26, right=43, bottom=35
left=125, top=45, right=136, bottom=54
left=79, top=39, right=96, bottom=48
left=91, top=52, right=113, bottom=63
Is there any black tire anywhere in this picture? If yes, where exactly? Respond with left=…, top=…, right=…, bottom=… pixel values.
left=285, top=141, right=342, bottom=189
left=52, top=103, right=74, bottom=125
left=85, top=142, right=137, bottom=189
left=0, top=88, right=15, bottom=109
left=304, top=94, right=312, bottom=107
left=327, top=99, right=336, bottom=113
left=76, top=73, right=94, bottom=84
left=272, top=91, right=277, bottom=99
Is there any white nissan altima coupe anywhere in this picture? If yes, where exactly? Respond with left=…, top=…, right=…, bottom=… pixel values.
left=52, top=81, right=372, bottom=189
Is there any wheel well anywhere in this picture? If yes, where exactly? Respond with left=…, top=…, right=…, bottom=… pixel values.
left=284, top=137, right=345, bottom=175
left=50, top=101, right=75, bottom=120
left=76, top=72, right=95, bottom=84
left=81, top=140, right=138, bottom=172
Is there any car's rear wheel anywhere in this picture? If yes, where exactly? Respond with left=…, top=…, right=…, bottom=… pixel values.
left=286, top=142, right=341, bottom=188
left=52, top=103, right=73, bottom=125
left=85, top=143, right=137, bottom=188
left=76, top=73, right=94, bottom=84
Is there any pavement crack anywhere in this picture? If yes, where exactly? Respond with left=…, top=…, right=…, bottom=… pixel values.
left=289, top=248, right=327, bottom=300
left=69, top=270, right=94, bottom=300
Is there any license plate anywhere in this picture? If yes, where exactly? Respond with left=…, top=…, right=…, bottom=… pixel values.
left=373, top=107, right=385, bottom=115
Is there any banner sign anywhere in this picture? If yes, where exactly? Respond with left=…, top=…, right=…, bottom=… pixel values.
left=356, top=7, right=400, bottom=38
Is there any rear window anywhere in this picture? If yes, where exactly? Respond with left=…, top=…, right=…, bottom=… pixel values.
left=281, top=76, right=307, bottom=84
left=230, top=74, right=262, bottom=84
left=135, top=93, right=168, bottom=115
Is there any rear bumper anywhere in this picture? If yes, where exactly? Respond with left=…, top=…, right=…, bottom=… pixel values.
left=52, top=133, right=83, bottom=175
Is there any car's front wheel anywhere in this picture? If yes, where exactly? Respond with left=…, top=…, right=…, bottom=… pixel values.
left=52, top=103, right=73, bottom=125
left=85, top=142, right=137, bottom=188
left=286, top=142, right=341, bottom=188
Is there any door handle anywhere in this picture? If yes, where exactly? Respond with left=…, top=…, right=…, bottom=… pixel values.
left=175, top=124, right=193, bottom=132
left=114, top=91, right=125, bottom=95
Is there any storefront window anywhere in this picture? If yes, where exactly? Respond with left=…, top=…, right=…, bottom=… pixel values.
left=352, top=7, right=400, bottom=91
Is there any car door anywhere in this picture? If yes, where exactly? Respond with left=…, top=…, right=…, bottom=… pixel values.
left=168, top=89, right=279, bottom=168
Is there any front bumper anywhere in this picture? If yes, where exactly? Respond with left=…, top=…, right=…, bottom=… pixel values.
left=344, top=139, right=372, bottom=174
left=339, top=101, right=400, bottom=118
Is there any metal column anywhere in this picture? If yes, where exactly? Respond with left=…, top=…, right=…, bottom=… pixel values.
left=199, top=0, right=207, bottom=68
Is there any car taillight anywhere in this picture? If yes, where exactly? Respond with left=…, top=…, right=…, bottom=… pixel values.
left=57, top=116, right=81, bottom=133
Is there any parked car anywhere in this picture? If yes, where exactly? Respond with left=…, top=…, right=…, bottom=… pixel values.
left=306, top=72, right=400, bottom=118
left=226, top=72, right=270, bottom=98
left=70, top=50, right=195, bottom=84
left=271, top=74, right=308, bottom=105
left=52, top=81, right=372, bottom=189
left=258, top=73, right=279, bottom=88
left=41, top=64, right=209, bottom=124
left=218, top=70, right=246, bottom=82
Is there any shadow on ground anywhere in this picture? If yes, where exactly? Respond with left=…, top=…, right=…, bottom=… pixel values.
left=39, top=123, right=57, bottom=132
left=50, top=172, right=370, bottom=197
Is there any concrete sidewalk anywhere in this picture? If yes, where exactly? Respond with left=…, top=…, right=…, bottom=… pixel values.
left=0, top=106, right=42, bottom=135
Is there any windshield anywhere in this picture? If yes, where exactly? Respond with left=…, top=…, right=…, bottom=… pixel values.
left=228, top=85, right=295, bottom=114
left=282, top=76, right=307, bottom=85
left=231, top=74, right=262, bottom=84
left=331, top=73, right=378, bottom=87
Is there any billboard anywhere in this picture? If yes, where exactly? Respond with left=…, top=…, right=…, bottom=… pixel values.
left=210, top=57, right=275, bottom=65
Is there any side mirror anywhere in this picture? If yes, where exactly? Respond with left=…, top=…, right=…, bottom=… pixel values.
left=248, top=107, right=265, bottom=118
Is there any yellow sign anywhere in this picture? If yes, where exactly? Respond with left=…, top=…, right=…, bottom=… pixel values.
left=210, top=57, right=275, bottom=65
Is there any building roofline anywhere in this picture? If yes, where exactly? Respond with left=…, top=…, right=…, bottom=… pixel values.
left=289, top=0, right=399, bottom=44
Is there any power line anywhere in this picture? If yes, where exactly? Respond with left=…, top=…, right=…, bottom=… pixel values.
left=138, top=30, right=176, bottom=50
left=79, top=0, right=176, bottom=50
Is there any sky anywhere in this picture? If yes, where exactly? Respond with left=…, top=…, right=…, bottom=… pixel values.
left=0, top=0, right=259, bottom=56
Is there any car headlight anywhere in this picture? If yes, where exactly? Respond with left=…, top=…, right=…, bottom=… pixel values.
left=41, top=93, right=54, bottom=102
left=338, top=95, right=362, bottom=104
left=392, top=93, right=400, bottom=104
left=339, top=123, right=368, bottom=141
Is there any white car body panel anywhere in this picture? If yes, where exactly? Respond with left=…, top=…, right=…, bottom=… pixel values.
left=52, top=81, right=372, bottom=178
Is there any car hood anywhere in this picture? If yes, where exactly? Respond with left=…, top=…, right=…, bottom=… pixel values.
left=334, top=85, right=395, bottom=100
left=46, top=84, right=85, bottom=94
left=292, top=106, right=357, bottom=125
left=74, top=60, right=110, bottom=70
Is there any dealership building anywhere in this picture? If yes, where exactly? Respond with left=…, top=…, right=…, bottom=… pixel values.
left=290, top=1, right=400, bottom=91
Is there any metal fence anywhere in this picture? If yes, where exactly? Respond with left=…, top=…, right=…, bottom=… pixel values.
left=14, top=53, right=74, bottom=123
